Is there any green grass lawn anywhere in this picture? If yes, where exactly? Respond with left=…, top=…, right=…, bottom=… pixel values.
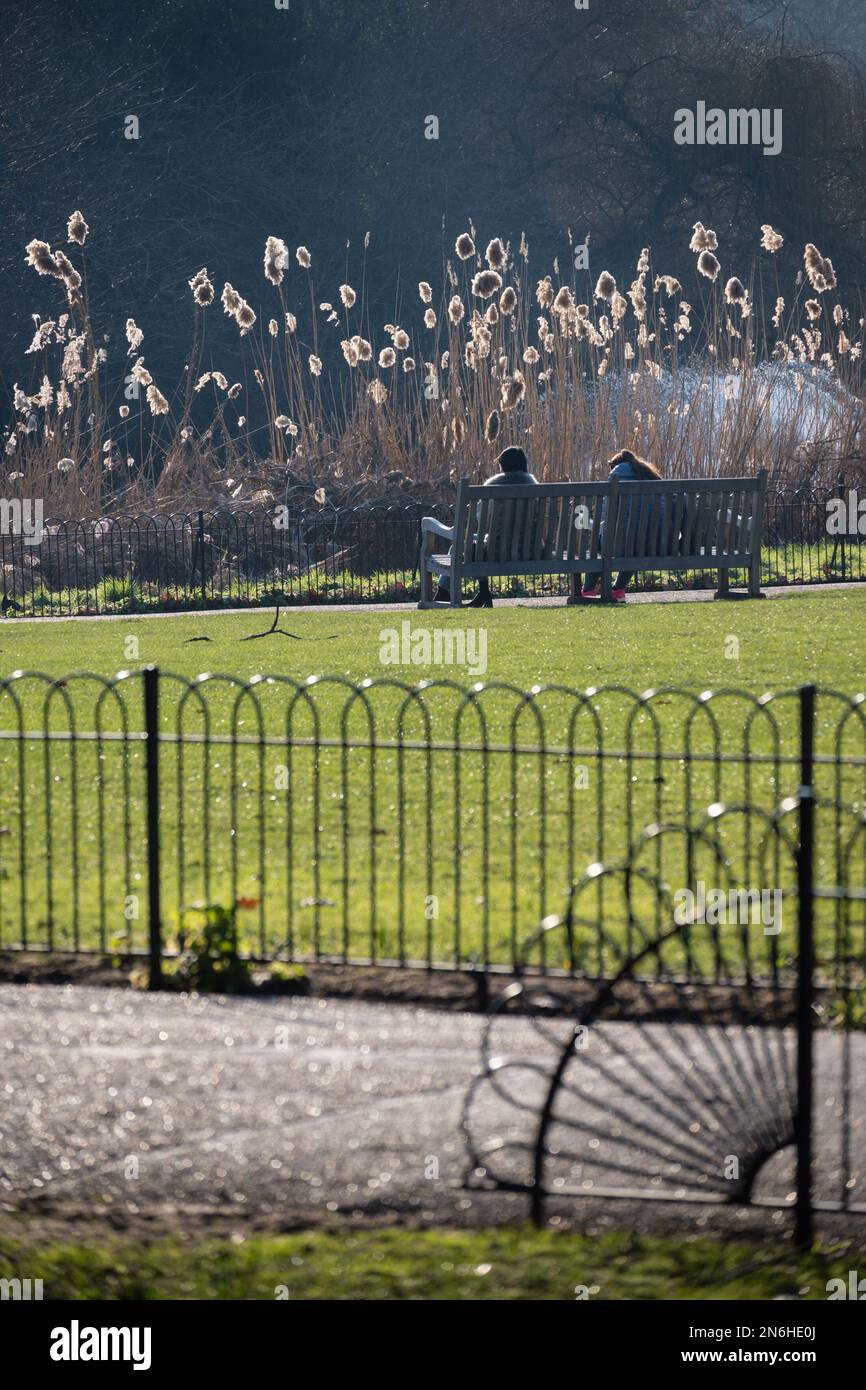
left=5, top=588, right=864, bottom=688
left=1, top=592, right=864, bottom=973
left=1, top=1222, right=862, bottom=1300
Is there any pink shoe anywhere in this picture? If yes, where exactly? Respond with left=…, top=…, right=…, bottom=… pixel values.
left=581, top=582, right=600, bottom=598
left=611, top=587, right=627, bottom=603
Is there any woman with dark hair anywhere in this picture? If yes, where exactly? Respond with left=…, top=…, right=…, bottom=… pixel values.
left=605, top=447, right=662, bottom=481
left=583, top=448, right=664, bottom=601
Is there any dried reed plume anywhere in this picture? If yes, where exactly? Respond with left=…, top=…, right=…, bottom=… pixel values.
left=455, top=233, right=475, bottom=260
left=235, top=300, right=256, bottom=333
left=189, top=267, right=215, bottom=306
left=368, top=379, right=387, bottom=404
left=760, top=225, right=784, bottom=254
left=125, top=319, right=144, bottom=353
left=25, top=240, right=60, bottom=277
left=264, top=236, right=289, bottom=286
left=689, top=223, right=718, bottom=253
left=472, top=270, right=502, bottom=299
left=146, top=384, right=169, bottom=415
left=654, top=275, right=681, bottom=298
left=501, top=369, right=526, bottom=410
left=221, top=283, right=241, bottom=315
left=67, top=211, right=89, bottom=245
left=594, top=271, right=616, bottom=302
left=804, top=243, right=837, bottom=293
left=698, top=251, right=721, bottom=281
left=724, top=277, right=746, bottom=304
left=485, top=237, right=507, bottom=270
left=53, top=250, right=81, bottom=291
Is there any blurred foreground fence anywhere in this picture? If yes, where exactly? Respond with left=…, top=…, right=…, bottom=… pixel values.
left=1, top=484, right=864, bottom=615
left=462, top=799, right=866, bottom=1240
left=0, top=672, right=863, bottom=997
left=2, top=670, right=862, bottom=1241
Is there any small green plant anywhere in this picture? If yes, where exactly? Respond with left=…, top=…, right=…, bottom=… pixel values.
left=174, top=902, right=251, bottom=992
left=145, top=901, right=311, bottom=995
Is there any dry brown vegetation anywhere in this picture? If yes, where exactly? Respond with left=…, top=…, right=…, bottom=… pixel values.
left=6, top=216, right=866, bottom=518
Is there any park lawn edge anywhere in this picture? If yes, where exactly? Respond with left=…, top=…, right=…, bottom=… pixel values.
left=1, top=1223, right=863, bottom=1300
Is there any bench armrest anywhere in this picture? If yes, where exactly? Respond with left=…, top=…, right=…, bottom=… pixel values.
left=421, top=516, right=454, bottom=541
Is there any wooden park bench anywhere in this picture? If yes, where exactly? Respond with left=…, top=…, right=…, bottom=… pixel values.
left=418, top=470, right=767, bottom=606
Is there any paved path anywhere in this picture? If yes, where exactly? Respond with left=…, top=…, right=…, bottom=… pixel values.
left=1, top=984, right=863, bottom=1235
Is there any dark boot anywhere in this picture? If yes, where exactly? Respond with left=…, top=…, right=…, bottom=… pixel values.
left=466, top=580, right=493, bottom=609
left=433, top=584, right=451, bottom=603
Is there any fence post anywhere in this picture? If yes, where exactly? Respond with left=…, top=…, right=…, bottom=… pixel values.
left=836, top=474, right=847, bottom=581
left=143, top=665, right=163, bottom=990
left=795, top=682, right=816, bottom=1247
left=197, top=510, right=206, bottom=607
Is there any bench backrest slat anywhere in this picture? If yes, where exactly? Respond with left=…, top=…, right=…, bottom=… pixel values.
left=738, top=488, right=750, bottom=544
left=540, top=494, right=558, bottom=561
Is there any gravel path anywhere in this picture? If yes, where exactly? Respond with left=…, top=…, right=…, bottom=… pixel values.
left=1, top=983, right=863, bottom=1239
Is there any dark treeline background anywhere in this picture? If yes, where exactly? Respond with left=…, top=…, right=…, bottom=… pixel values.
left=3, top=0, right=866, bottom=406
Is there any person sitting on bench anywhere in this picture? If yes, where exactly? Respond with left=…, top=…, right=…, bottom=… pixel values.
left=582, top=448, right=665, bottom=602
left=434, top=446, right=539, bottom=607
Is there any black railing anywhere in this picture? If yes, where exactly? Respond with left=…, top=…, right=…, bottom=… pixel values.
left=1, top=670, right=862, bottom=1242
left=0, top=673, right=863, bottom=993
left=462, top=680, right=864, bottom=1241
left=0, top=486, right=863, bottom=616
left=462, top=795, right=864, bottom=1242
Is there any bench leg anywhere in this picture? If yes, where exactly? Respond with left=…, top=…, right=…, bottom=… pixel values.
left=450, top=573, right=462, bottom=607
left=566, top=573, right=582, bottom=605
left=417, top=547, right=434, bottom=608
left=600, top=563, right=613, bottom=602
left=714, top=566, right=761, bottom=600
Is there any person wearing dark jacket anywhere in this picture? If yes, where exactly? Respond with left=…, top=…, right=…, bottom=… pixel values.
left=434, top=446, right=539, bottom=607
left=583, top=448, right=665, bottom=601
